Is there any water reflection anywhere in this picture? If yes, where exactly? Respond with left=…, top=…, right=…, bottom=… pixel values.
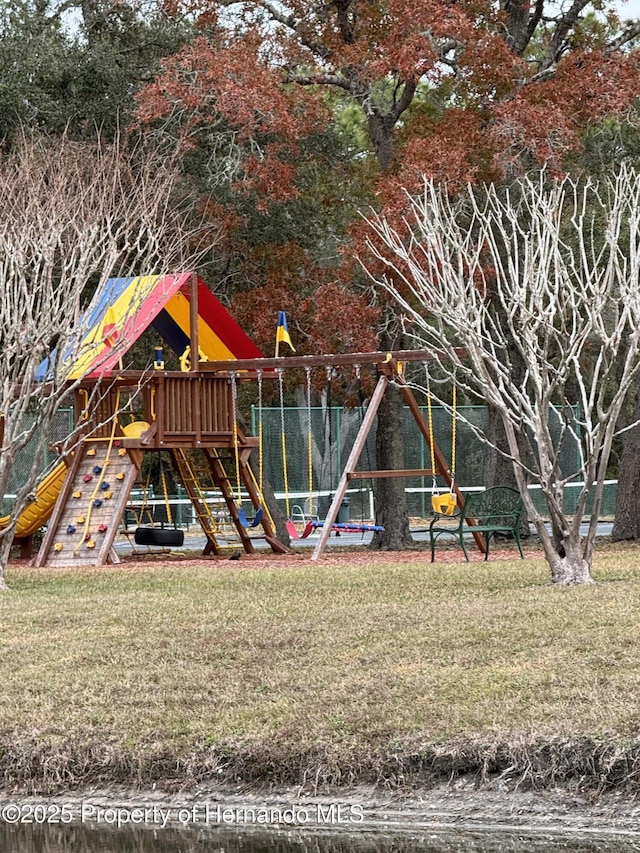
left=2, top=823, right=640, bottom=853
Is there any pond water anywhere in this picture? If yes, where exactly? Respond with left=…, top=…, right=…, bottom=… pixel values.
left=3, top=823, right=640, bottom=853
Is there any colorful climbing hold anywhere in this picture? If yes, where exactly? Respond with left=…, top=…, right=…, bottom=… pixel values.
left=100, top=481, right=110, bottom=491
left=86, top=540, right=96, bottom=549
left=92, top=465, right=102, bottom=474
left=87, top=447, right=96, bottom=456
left=73, top=490, right=82, bottom=498
left=53, top=543, right=63, bottom=552
left=76, top=515, right=85, bottom=524
left=104, top=491, right=113, bottom=500
left=98, top=524, right=108, bottom=533
left=118, top=448, right=127, bottom=457
left=116, top=472, right=125, bottom=480
left=93, top=498, right=103, bottom=508
left=83, top=474, right=92, bottom=483
left=66, top=525, right=76, bottom=534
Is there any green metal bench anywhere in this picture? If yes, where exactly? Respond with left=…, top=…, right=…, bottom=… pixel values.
left=429, top=486, right=525, bottom=562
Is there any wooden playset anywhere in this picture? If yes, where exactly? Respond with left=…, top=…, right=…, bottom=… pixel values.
left=12, top=271, right=482, bottom=566
left=28, top=272, right=290, bottom=567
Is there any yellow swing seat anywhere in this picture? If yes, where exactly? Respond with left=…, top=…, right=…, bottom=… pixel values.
left=432, top=492, right=458, bottom=516
left=426, top=365, right=459, bottom=518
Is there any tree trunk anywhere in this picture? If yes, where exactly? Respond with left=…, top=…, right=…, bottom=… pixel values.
left=0, top=529, right=12, bottom=590
left=366, top=118, right=414, bottom=550
left=612, top=386, right=640, bottom=541
left=484, top=336, right=531, bottom=540
left=548, top=544, right=594, bottom=585
left=367, top=113, right=395, bottom=173
left=529, top=513, right=594, bottom=584
left=261, top=472, right=291, bottom=546
left=369, top=381, right=414, bottom=550
left=549, top=554, right=593, bottom=584
left=485, top=404, right=519, bottom=488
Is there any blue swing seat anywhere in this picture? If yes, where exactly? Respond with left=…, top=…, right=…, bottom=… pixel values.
left=238, top=507, right=264, bottom=529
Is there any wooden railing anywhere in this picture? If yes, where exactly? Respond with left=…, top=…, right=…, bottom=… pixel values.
left=158, top=375, right=232, bottom=444
left=77, top=373, right=236, bottom=448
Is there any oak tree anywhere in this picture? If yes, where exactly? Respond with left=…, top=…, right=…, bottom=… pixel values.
left=0, top=1, right=188, bottom=145
left=139, top=0, right=640, bottom=547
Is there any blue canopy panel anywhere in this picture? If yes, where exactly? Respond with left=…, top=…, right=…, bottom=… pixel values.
left=151, top=309, right=189, bottom=357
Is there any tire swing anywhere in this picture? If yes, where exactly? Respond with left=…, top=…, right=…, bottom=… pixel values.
left=133, top=525, right=184, bottom=547
left=134, top=455, right=184, bottom=548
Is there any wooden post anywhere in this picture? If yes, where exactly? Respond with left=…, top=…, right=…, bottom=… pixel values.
left=193, top=374, right=202, bottom=446
left=189, top=272, right=199, bottom=371
left=155, top=375, right=165, bottom=447
left=311, top=374, right=389, bottom=561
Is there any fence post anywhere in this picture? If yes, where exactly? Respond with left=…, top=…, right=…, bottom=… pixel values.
left=176, top=484, right=184, bottom=527
left=336, top=406, right=341, bottom=491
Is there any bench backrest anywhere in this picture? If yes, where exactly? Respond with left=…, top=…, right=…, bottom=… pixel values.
left=462, top=486, right=523, bottom=526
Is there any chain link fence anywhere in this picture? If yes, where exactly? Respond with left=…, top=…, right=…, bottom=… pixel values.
left=1, top=409, right=74, bottom=515
left=1, top=405, right=617, bottom=524
left=252, top=405, right=617, bottom=522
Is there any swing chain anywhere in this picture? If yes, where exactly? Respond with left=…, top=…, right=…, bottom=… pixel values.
left=425, top=364, right=437, bottom=489
left=160, top=455, right=173, bottom=525
left=230, top=371, right=242, bottom=504
left=425, top=363, right=458, bottom=516
left=277, top=368, right=291, bottom=519
left=257, top=368, right=263, bottom=494
left=305, top=366, right=313, bottom=517
left=450, top=377, right=457, bottom=491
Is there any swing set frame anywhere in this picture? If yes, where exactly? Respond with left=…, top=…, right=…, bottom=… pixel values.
left=200, top=349, right=487, bottom=560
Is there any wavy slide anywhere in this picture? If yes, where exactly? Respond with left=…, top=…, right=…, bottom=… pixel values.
left=0, top=460, right=67, bottom=538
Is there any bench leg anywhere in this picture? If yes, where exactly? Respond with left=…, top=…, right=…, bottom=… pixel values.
left=514, top=530, right=524, bottom=559
left=484, top=532, right=491, bottom=561
left=460, top=533, right=470, bottom=561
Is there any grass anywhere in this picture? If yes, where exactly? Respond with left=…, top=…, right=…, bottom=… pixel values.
left=3, top=546, right=640, bottom=792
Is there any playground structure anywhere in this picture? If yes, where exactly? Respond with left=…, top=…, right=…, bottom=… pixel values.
left=5, top=271, right=481, bottom=567
left=26, top=271, right=293, bottom=567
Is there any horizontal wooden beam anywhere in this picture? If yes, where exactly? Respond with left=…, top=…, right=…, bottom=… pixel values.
left=71, top=347, right=467, bottom=387
left=347, top=468, right=438, bottom=480
left=198, top=348, right=466, bottom=375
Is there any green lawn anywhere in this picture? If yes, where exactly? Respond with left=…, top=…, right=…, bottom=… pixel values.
left=2, top=547, right=640, bottom=791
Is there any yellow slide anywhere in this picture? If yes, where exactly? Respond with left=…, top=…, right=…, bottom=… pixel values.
left=0, top=460, right=67, bottom=538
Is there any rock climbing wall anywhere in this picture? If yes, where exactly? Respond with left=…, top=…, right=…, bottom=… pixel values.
left=36, top=438, right=139, bottom=568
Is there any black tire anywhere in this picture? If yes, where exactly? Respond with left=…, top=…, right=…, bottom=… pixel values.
left=134, top=527, right=184, bottom=547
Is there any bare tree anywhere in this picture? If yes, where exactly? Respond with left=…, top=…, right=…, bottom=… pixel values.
left=365, top=169, right=640, bottom=584
left=0, top=133, right=201, bottom=588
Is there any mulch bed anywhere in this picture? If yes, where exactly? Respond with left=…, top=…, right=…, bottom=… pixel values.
left=9, top=540, right=540, bottom=575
